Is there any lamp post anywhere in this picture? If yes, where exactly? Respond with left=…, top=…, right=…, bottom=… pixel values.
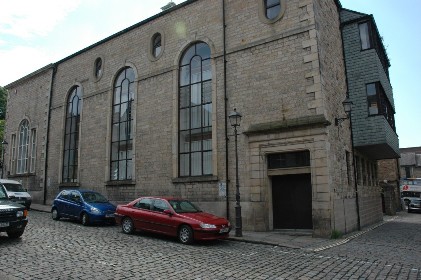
left=229, top=108, right=242, bottom=237
left=335, top=96, right=361, bottom=231
left=1, top=139, right=8, bottom=179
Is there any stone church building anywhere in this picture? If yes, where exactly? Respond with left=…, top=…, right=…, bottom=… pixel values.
left=4, top=0, right=399, bottom=237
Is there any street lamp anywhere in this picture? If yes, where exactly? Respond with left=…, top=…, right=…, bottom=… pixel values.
left=1, top=139, right=8, bottom=179
left=229, top=108, right=242, bottom=237
left=335, top=96, right=353, bottom=125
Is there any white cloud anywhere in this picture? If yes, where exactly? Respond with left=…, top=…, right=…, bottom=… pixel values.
left=0, top=0, right=81, bottom=38
left=0, top=46, right=52, bottom=86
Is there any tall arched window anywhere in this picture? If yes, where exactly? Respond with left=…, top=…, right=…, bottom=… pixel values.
left=17, top=119, right=30, bottom=174
left=63, top=86, right=82, bottom=183
left=111, top=67, right=135, bottom=181
left=179, top=42, right=212, bottom=177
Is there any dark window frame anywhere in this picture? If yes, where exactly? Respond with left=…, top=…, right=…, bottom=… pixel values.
left=178, top=42, right=213, bottom=177
left=267, top=150, right=310, bottom=169
left=264, top=0, right=281, bottom=20
left=62, top=86, right=82, bottom=183
left=365, top=82, right=396, bottom=131
left=110, top=67, right=135, bottom=181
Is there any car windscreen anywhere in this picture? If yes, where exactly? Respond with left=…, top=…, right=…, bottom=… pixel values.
left=168, top=200, right=202, bottom=213
left=2, top=183, right=26, bottom=192
left=0, top=187, right=7, bottom=199
left=82, top=192, right=108, bottom=203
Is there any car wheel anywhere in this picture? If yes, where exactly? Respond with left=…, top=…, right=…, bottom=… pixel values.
left=178, top=225, right=193, bottom=245
left=81, top=213, right=90, bottom=226
left=408, top=208, right=412, bottom=213
left=122, top=217, right=134, bottom=234
left=52, top=208, right=60, bottom=220
left=7, top=230, right=24, bottom=239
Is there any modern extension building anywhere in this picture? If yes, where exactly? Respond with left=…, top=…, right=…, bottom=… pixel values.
left=3, top=0, right=399, bottom=237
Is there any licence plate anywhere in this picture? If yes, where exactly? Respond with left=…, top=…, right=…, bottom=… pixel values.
left=219, top=227, right=229, bottom=233
left=0, top=222, right=10, bottom=228
left=105, top=214, right=115, bottom=218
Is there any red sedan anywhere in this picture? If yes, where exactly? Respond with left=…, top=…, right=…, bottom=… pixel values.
left=114, top=197, right=231, bottom=244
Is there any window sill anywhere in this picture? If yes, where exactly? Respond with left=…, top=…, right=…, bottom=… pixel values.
left=59, top=182, right=80, bottom=189
left=106, top=180, right=136, bottom=187
left=172, top=176, right=218, bottom=184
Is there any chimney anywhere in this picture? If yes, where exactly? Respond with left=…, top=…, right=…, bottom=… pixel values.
left=161, top=2, right=176, bottom=11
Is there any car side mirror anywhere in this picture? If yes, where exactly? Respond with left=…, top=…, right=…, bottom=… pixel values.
left=163, top=209, right=173, bottom=216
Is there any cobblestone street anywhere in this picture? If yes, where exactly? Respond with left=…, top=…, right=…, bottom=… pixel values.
left=0, top=210, right=420, bottom=279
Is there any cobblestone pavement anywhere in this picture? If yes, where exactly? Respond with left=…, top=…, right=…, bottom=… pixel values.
left=0, top=211, right=420, bottom=280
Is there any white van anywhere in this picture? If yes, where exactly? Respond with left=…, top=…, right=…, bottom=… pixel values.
left=0, top=179, right=32, bottom=209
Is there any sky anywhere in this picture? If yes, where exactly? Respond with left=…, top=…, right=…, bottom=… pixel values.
left=0, top=0, right=419, bottom=148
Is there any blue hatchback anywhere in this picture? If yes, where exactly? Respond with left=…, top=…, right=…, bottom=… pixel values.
left=51, top=189, right=116, bottom=226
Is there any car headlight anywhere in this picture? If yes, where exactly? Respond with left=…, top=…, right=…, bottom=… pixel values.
left=200, top=223, right=217, bottom=229
left=90, top=207, right=102, bottom=214
left=16, top=210, right=24, bottom=217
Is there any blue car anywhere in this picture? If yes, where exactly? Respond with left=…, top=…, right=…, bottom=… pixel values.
left=51, top=189, right=116, bottom=226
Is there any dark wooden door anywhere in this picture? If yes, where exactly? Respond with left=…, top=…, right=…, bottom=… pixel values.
left=272, top=174, right=312, bottom=229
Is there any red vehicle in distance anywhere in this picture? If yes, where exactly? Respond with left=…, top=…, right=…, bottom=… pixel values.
left=114, top=196, right=231, bottom=244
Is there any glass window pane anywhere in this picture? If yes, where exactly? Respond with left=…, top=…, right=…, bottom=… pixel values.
left=180, top=154, right=189, bottom=176
left=113, top=105, right=120, bottom=123
left=191, top=56, right=202, bottom=83
left=115, top=73, right=125, bottom=88
left=111, top=142, right=119, bottom=161
left=203, top=151, right=212, bottom=174
left=114, top=87, right=121, bottom=104
left=121, top=80, right=129, bottom=103
left=202, top=59, right=211, bottom=81
left=112, top=124, right=119, bottom=142
left=359, top=23, right=371, bottom=49
left=203, top=103, right=212, bottom=127
left=191, top=106, right=201, bottom=129
left=180, top=108, right=190, bottom=130
left=191, top=152, right=202, bottom=176
left=110, top=162, right=118, bottom=180
left=179, top=131, right=190, bottom=153
left=180, top=87, right=190, bottom=108
left=191, top=84, right=201, bottom=105
left=180, top=65, right=190, bottom=86
left=126, top=68, right=135, bottom=82
left=267, top=6, right=281, bottom=20
left=366, top=83, right=376, bottom=96
left=120, top=103, right=128, bottom=122
left=196, top=43, right=210, bottom=59
left=119, top=161, right=126, bottom=180
left=126, top=159, right=133, bottom=179
left=181, top=46, right=195, bottom=65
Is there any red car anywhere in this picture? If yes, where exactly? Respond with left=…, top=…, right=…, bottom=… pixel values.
left=114, top=197, right=231, bottom=244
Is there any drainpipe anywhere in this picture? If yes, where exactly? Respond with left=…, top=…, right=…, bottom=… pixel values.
left=43, top=64, right=56, bottom=205
left=222, top=0, right=230, bottom=220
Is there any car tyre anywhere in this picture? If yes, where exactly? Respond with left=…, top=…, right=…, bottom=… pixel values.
left=7, top=230, right=24, bottom=239
left=122, top=217, right=134, bottom=234
left=52, top=208, right=60, bottom=220
left=178, top=225, right=193, bottom=245
left=81, top=213, right=90, bottom=226
left=408, top=207, right=412, bottom=213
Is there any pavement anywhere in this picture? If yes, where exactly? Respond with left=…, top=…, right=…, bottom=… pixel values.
left=30, top=202, right=396, bottom=252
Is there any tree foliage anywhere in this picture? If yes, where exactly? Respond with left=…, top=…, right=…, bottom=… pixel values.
left=0, top=86, right=6, bottom=120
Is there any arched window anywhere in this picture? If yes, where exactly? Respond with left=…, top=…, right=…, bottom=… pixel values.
left=265, top=0, right=281, bottom=20
left=111, top=67, right=135, bottom=181
left=178, top=42, right=212, bottom=177
left=63, top=86, right=82, bottom=183
left=152, top=33, right=162, bottom=58
left=17, top=120, right=29, bottom=174
left=94, top=57, right=103, bottom=78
